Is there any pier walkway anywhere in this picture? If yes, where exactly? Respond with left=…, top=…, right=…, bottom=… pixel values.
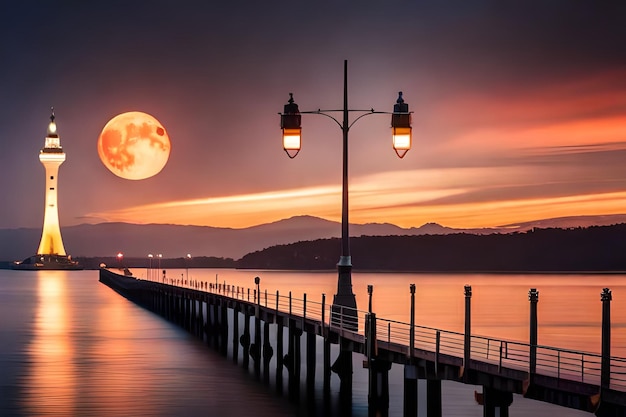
left=99, top=268, right=626, bottom=417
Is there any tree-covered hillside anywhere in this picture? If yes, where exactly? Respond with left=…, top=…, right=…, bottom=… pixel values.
left=237, top=225, right=626, bottom=272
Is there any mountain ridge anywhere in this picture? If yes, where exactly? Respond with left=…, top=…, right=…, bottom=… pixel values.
left=1, top=213, right=625, bottom=261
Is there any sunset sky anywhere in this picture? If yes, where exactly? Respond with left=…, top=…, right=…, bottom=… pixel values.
left=1, top=2, right=625, bottom=230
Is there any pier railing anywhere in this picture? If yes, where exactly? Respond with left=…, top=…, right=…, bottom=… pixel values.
left=140, top=274, right=626, bottom=392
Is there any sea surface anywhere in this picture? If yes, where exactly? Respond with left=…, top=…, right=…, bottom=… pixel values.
left=1, top=268, right=623, bottom=416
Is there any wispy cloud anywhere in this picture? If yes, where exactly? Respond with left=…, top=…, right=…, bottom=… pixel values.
left=85, top=170, right=468, bottom=228
left=86, top=152, right=626, bottom=229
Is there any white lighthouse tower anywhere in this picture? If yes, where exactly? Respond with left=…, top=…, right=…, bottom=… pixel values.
left=14, top=109, right=80, bottom=269
left=37, top=108, right=67, bottom=256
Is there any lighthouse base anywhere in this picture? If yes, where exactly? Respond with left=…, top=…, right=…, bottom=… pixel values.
left=13, top=254, right=83, bottom=270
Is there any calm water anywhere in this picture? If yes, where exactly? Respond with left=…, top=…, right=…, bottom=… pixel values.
left=2, top=268, right=623, bottom=416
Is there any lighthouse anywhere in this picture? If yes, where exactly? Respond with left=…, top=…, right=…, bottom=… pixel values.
left=37, top=108, right=67, bottom=256
left=13, top=109, right=81, bottom=270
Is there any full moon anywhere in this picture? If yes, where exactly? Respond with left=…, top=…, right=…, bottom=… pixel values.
left=97, top=111, right=171, bottom=180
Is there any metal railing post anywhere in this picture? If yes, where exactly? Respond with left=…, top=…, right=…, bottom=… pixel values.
left=529, top=288, right=539, bottom=375
left=601, top=288, right=612, bottom=390
left=464, top=285, right=472, bottom=376
left=409, top=284, right=415, bottom=359
left=321, top=293, right=326, bottom=329
left=435, top=330, right=440, bottom=376
left=340, top=305, right=344, bottom=330
left=581, top=356, right=585, bottom=382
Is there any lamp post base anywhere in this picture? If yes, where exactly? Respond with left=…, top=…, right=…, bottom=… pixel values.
left=331, top=259, right=358, bottom=331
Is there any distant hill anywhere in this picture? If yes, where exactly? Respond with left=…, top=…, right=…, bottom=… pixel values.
left=238, top=224, right=626, bottom=272
left=2, top=213, right=625, bottom=262
left=0, top=215, right=492, bottom=261
left=501, top=214, right=626, bottom=230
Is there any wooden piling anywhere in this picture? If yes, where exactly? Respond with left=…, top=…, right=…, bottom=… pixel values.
left=232, top=306, right=239, bottom=364
left=242, top=306, right=250, bottom=370
left=482, top=387, right=513, bottom=417
left=263, top=321, right=272, bottom=384
left=287, top=318, right=301, bottom=401
left=306, top=331, right=316, bottom=397
left=191, top=296, right=197, bottom=334
left=212, top=301, right=220, bottom=348
left=426, top=379, right=442, bottom=417
left=220, top=301, right=228, bottom=356
left=403, top=364, right=417, bottom=417
left=276, top=317, right=284, bottom=394
left=323, top=338, right=331, bottom=396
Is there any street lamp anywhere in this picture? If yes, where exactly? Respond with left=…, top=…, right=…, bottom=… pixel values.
left=391, top=92, right=412, bottom=158
left=117, top=252, right=123, bottom=269
left=281, top=93, right=302, bottom=159
left=148, top=254, right=153, bottom=280
left=254, top=276, right=260, bottom=305
left=280, top=60, right=412, bottom=329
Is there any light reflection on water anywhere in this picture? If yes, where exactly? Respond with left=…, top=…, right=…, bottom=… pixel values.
left=1, top=270, right=297, bottom=417
left=1, top=268, right=618, bottom=416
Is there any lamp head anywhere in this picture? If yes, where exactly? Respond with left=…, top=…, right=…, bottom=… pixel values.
left=47, top=107, right=58, bottom=137
left=391, top=92, right=412, bottom=158
left=281, top=93, right=302, bottom=158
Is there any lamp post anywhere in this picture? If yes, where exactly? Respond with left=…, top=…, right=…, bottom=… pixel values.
left=186, top=253, right=191, bottom=283
left=117, top=252, right=123, bottom=269
left=148, top=253, right=153, bottom=280
left=157, top=253, right=162, bottom=282
left=280, top=60, right=412, bottom=329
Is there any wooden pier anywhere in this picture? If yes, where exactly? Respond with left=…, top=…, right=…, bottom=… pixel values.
left=99, top=268, right=626, bottom=416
